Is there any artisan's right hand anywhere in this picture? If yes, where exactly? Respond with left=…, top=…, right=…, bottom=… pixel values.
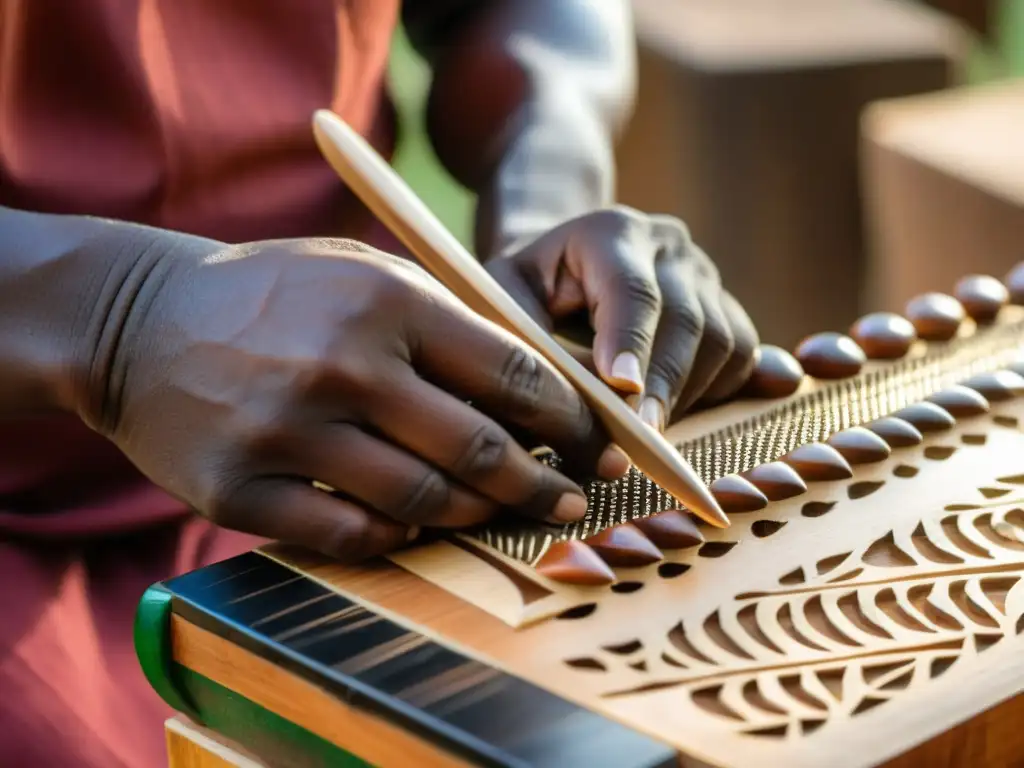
left=76, top=236, right=626, bottom=561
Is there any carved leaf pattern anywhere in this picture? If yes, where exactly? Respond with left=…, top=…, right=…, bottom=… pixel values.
left=594, top=476, right=1024, bottom=740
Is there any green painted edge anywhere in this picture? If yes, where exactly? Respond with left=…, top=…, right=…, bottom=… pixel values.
left=174, top=664, right=372, bottom=768
left=133, top=584, right=202, bottom=721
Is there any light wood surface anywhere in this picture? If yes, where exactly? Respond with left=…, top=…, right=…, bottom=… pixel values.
left=862, top=79, right=1024, bottom=313
left=631, top=0, right=964, bottom=71
left=265, top=389, right=1024, bottom=768
left=167, top=716, right=267, bottom=768
left=311, top=109, right=726, bottom=530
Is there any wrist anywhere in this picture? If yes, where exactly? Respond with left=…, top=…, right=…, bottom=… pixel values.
left=0, top=207, right=214, bottom=421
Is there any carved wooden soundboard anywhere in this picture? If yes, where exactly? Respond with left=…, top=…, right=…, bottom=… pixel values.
left=147, top=268, right=1024, bottom=768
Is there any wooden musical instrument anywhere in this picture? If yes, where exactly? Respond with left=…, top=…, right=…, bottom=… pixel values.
left=140, top=262, right=1024, bottom=767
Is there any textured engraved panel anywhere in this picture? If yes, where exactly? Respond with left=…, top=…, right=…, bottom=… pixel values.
left=276, top=402, right=1024, bottom=768
left=467, top=320, right=1024, bottom=564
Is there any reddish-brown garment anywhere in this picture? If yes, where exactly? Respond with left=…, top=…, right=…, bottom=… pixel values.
left=0, top=1, right=401, bottom=764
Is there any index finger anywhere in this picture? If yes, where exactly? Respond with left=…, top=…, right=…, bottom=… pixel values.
left=408, top=293, right=628, bottom=481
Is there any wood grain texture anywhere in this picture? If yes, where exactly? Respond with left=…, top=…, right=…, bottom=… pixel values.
left=171, top=616, right=470, bottom=768
left=265, top=393, right=1024, bottom=768
left=166, top=717, right=268, bottom=768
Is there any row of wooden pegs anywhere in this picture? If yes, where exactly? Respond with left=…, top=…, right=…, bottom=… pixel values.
left=744, top=262, right=1024, bottom=398
left=535, top=262, right=1024, bottom=586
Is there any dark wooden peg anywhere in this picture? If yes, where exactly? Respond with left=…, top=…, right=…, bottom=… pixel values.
left=782, top=443, right=854, bottom=481
left=960, top=370, right=1024, bottom=402
left=891, top=402, right=956, bottom=432
left=709, top=474, right=770, bottom=513
left=849, top=312, right=916, bottom=359
left=586, top=524, right=664, bottom=567
left=1006, top=261, right=1024, bottom=305
left=926, top=385, right=990, bottom=417
left=865, top=417, right=924, bottom=448
left=535, top=540, right=616, bottom=585
left=742, top=344, right=805, bottom=399
left=742, top=462, right=807, bottom=501
left=794, top=332, right=866, bottom=379
left=632, top=510, right=705, bottom=550
left=954, top=274, right=1008, bottom=324
left=904, top=292, right=965, bottom=341
left=826, top=427, right=892, bottom=463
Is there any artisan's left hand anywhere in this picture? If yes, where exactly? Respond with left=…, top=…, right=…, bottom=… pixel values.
left=487, top=207, right=759, bottom=430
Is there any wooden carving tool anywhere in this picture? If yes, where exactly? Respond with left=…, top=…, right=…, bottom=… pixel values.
left=311, top=109, right=728, bottom=528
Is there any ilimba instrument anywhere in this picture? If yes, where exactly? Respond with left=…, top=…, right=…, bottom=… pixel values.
left=138, top=264, right=1024, bottom=768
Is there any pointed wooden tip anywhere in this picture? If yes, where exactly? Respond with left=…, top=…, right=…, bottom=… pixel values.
left=586, top=523, right=665, bottom=567
left=655, top=445, right=731, bottom=529
left=892, top=402, right=956, bottom=432
left=826, top=427, right=892, bottom=463
left=926, top=385, right=990, bottom=417
left=782, top=443, right=854, bottom=481
left=632, top=509, right=705, bottom=549
left=535, top=541, right=616, bottom=586
left=960, top=371, right=1024, bottom=402
left=865, top=417, right=924, bottom=448
left=742, top=462, right=808, bottom=501
left=710, top=474, right=770, bottom=512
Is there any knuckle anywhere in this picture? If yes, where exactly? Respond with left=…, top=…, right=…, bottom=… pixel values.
left=498, top=346, right=544, bottom=417
left=201, top=472, right=249, bottom=529
left=729, top=329, right=758, bottom=371
left=701, top=312, right=736, bottom=360
left=650, top=213, right=692, bottom=244
left=322, top=515, right=374, bottom=563
left=689, top=245, right=719, bottom=281
left=617, top=323, right=657, bottom=357
left=618, top=271, right=661, bottom=312
left=397, top=469, right=451, bottom=525
left=231, top=408, right=291, bottom=462
left=589, top=205, right=648, bottom=238
left=324, top=354, right=380, bottom=398
left=454, top=425, right=511, bottom=481
left=647, top=354, right=689, bottom=396
left=365, top=267, right=415, bottom=307
left=667, top=301, right=704, bottom=337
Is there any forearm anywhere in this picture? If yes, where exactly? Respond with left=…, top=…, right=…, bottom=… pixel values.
left=406, top=0, right=636, bottom=257
left=0, top=206, right=209, bottom=418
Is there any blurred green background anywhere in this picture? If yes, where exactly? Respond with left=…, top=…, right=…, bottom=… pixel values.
left=387, top=0, right=1024, bottom=249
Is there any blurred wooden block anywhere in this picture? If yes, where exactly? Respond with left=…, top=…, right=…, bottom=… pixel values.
left=920, top=0, right=992, bottom=37
left=616, top=0, right=967, bottom=347
left=861, top=79, right=1024, bottom=312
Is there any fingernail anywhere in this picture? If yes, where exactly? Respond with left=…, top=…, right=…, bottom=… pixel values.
left=406, top=525, right=421, bottom=542
left=609, top=352, right=644, bottom=394
left=549, top=493, right=588, bottom=523
left=639, top=397, right=665, bottom=432
left=598, top=445, right=631, bottom=479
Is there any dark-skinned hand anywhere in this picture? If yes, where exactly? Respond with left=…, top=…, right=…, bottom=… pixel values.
left=487, top=206, right=760, bottom=430
left=83, top=237, right=627, bottom=562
